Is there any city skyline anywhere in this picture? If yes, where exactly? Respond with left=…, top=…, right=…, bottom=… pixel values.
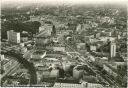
left=1, top=0, right=127, bottom=87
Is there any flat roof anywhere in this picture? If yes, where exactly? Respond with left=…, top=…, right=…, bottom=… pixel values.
left=33, top=50, right=46, bottom=55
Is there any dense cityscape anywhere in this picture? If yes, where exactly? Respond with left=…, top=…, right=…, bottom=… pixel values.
left=0, top=2, right=127, bottom=88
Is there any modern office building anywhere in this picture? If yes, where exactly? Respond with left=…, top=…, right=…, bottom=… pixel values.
left=110, top=42, right=116, bottom=57
left=7, top=30, right=20, bottom=44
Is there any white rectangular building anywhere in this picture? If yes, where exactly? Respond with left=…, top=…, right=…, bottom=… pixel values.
left=7, top=30, right=20, bottom=44
left=90, top=45, right=96, bottom=51
left=110, top=42, right=116, bottom=57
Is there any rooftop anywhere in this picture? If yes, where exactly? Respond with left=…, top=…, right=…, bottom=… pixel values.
left=33, top=50, right=46, bottom=55
left=104, top=63, right=117, bottom=73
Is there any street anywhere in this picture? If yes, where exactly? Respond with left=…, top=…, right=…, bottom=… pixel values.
left=63, top=41, right=120, bottom=88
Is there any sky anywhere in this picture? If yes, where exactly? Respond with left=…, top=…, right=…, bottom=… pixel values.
left=1, top=0, right=127, bottom=9
left=2, top=0, right=127, bottom=5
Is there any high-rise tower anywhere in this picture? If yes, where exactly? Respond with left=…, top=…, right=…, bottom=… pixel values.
left=110, top=42, right=116, bottom=57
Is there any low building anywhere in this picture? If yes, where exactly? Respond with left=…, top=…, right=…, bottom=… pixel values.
left=81, top=81, right=103, bottom=88
left=76, top=43, right=85, bottom=50
left=52, top=36, right=59, bottom=43
left=1, top=58, right=19, bottom=74
left=109, top=62, right=126, bottom=70
left=109, top=37, right=116, bottom=42
left=35, top=36, right=51, bottom=46
left=88, top=56, right=95, bottom=62
left=20, top=43, right=25, bottom=47
left=103, top=63, right=118, bottom=78
left=20, top=47, right=27, bottom=54
left=95, top=33, right=100, bottom=38
left=53, top=82, right=103, bottom=88
left=21, top=37, right=28, bottom=42
left=100, top=57, right=108, bottom=62
left=31, top=50, right=46, bottom=59
left=35, top=29, right=52, bottom=47
left=30, top=16, right=40, bottom=21
left=90, top=45, right=97, bottom=51
left=50, top=69, right=59, bottom=78
left=53, top=83, right=82, bottom=88
left=73, top=65, right=84, bottom=80
left=39, top=23, right=53, bottom=33
left=62, top=63, right=72, bottom=72
left=53, top=47, right=65, bottom=52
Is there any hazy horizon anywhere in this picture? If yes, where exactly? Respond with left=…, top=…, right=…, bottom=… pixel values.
left=2, top=0, right=127, bottom=8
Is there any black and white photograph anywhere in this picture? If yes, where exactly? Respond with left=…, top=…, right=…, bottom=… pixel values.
left=1, top=0, right=128, bottom=88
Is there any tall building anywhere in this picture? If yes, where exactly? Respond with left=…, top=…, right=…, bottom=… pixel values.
left=1, top=55, right=5, bottom=60
left=7, top=30, right=20, bottom=44
left=110, top=42, right=116, bottom=57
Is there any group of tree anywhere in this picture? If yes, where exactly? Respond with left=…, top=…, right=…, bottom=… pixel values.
left=1, top=20, right=41, bottom=39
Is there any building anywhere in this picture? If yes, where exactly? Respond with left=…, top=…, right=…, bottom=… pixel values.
left=117, top=35, right=121, bottom=39
left=81, top=81, right=103, bottom=88
left=90, top=45, right=96, bottom=51
left=39, top=24, right=53, bottom=33
left=76, top=43, right=85, bottom=50
left=53, top=82, right=103, bottom=88
left=50, top=69, right=59, bottom=78
left=20, top=47, right=27, bottom=54
left=103, top=63, right=118, bottom=78
left=31, top=50, right=46, bottom=59
left=1, top=58, right=19, bottom=74
left=7, top=30, right=20, bottom=44
left=52, top=36, right=59, bottom=43
left=110, top=42, right=116, bottom=57
left=53, top=47, right=65, bottom=52
left=35, top=36, right=51, bottom=46
left=35, top=30, right=52, bottom=47
left=62, top=63, right=71, bottom=72
left=95, top=33, right=100, bottom=38
left=30, top=16, right=40, bottom=21
left=95, top=57, right=108, bottom=65
left=53, top=83, right=82, bottom=88
left=88, top=56, right=95, bottom=62
left=1, top=55, right=5, bottom=60
left=21, top=37, right=28, bottom=42
left=100, top=16, right=114, bottom=24
left=35, top=24, right=54, bottom=47
left=76, top=24, right=90, bottom=34
left=109, top=32, right=112, bottom=36
left=108, top=37, right=116, bottom=42
left=73, top=65, right=84, bottom=80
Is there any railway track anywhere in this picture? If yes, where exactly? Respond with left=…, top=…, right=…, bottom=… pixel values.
left=64, top=42, right=120, bottom=87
